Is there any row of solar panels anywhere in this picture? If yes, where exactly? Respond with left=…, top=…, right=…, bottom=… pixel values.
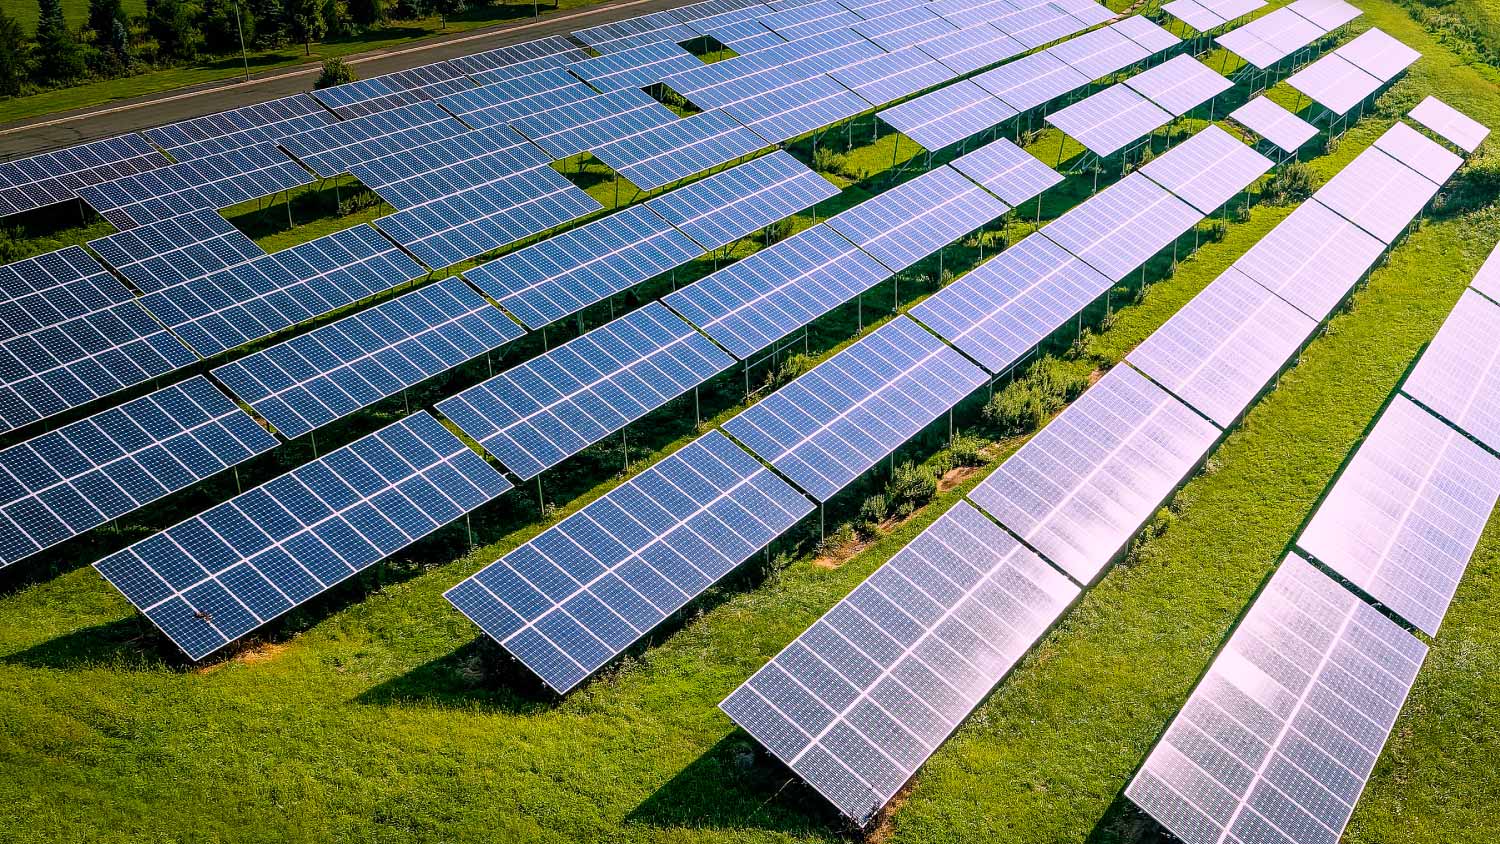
left=718, top=110, right=1478, bottom=826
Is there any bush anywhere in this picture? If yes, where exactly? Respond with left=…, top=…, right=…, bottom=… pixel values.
left=1264, top=161, right=1316, bottom=205
left=811, top=146, right=848, bottom=176
left=1437, top=149, right=1500, bottom=214
left=316, top=56, right=355, bottom=88
left=817, top=522, right=856, bottom=556
left=767, top=352, right=813, bottom=389
left=856, top=494, right=887, bottom=538
left=886, top=461, right=936, bottom=517
left=1207, top=220, right=1228, bottom=242
left=949, top=433, right=985, bottom=467
left=983, top=358, right=1090, bottom=436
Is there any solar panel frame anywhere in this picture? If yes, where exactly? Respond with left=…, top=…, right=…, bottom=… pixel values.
left=1232, top=199, right=1386, bottom=322
left=1311, top=146, right=1442, bottom=244
left=1040, top=172, right=1203, bottom=281
left=1407, top=96, right=1490, bottom=153
left=589, top=110, right=771, bottom=192
left=144, top=94, right=335, bottom=161
left=1227, top=96, right=1319, bottom=152
left=0, top=133, right=170, bottom=219
left=644, top=151, right=838, bottom=251
left=1122, top=54, right=1234, bottom=117
left=1046, top=85, right=1175, bottom=158
left=824, top=165, right=1011, bottom=273
left=876, top=80, right=1020, bottom=152
left=1138, top=124, right=1274, bottom=214
left=1286, top=53, right=1384, bottom=116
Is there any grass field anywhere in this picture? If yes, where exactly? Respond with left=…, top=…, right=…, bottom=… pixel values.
left=1, top=0, right=1499, bottom=842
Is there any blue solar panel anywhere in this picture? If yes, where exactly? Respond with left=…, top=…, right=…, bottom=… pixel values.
left=572, top=9, right=702, bottom=53
left=826, top=166, right=1009, bottom=273
left=449, top=35, right=589, bottom=76
left=144, top=94, right=334, bottom=161
left=590, top=110, right=771, bottom=192
left=689, top=16, right=786, bottom=52
left=928, top=0, right=1023, bottom=28
left=463, top=204, right=703, bottom=330
left=87, top=208, right=265, bottom=294
left=828, top=46, right=960, bottom=108
left=311, top=75, right=431, bottom=119
left=348, top=126, right=552, bottom=210
left=915, top=22, right=1025, bottom=74
left=0, top=376, right=277, bottom=568
left=949, top=137, right=1063, bottom=206
left=877, top=79, right=1020, bottom=152
left=645, top=151, right=838, bottom=250
left=663, top=28, right=884, bottom=108
left=722, top=75, right=873, bottom=144
left=211, top=278, right=524, bottom=440
left=757, top=0, right=861, bottom=40
left=974, top=51, right=1091, bottom=112
left=1123, top=54, right=1234, bottom=117
left=510, top=89, right=681, bottom=160
left=94, top=411, right=512, bottom=660
left=567, top=41, right=704, bottom=91
left=852, top=6, right=959, bottom=50
left=1040, top=172, right=1203, bottom=282
left=1048, top=24, right=1151, bottom=81
left=279, top=101, right=469, bottom=179
left=0, top=246, right=197, bottom=434
left=435, top=69, right=598, bottom=128
left=664, top=223, right=891, bottom=359
left=0, top=133, right=169, bottom=218
left=446, top=428, right=812, bottom=692
left=995, top=2, right=1090, bottom=49
left=723, top=316, right=987, bottom=501
left=1046, top=84, right=1174, bottom=158
left=436, top=302, right=735, bottom=480
left=76, top=142, right=314, bottom=229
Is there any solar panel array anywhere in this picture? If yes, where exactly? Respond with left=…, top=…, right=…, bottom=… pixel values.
left=1310, top=144, right=1444, bottom=244
left=825, top=165, right=1009, bottom=273
left=76, top=142, right=314, bottom=229
left=1286, top=54, right=1384, bottom=116
left=724, top=74, right=873, bottom=145
left=948, top=137, right=1063, bottom=206
left=1123, top=54, right=1234, bottom=117
left=572, top=8, right=700, bottom=53
left=1408, top=95, right=1491, bottom=153
left=278, top=101, right=469, bottom=179
left=1126, top=553, right=1426, bottom=844
left=1137, top=125, right=1274, bottom=214
left=876, top=79, right=1019, bottom=152
left=722, top=316, right=987, bottom=502
left=1046, top=85, right=1174, bottom=158
left=447, top=429, right=812, bottom=692
left=759, top=0, right=859, bottom=40
left=210, top=277, right=524, bottom=440
left=1048, top=25, right=1149, bottom=81
left=720, top=500, right=1079, bottom=825
left=0, top=134, right=170, bottom=219
left=645, top=151, right=837, bottom=251
left=589, top=110, right=770, bottom=192
left=310, top=75, right=433, bottom=120
left=852, top=6, right=958, bottom=52
left=914, top=23, right=1024, bottom=75
left=1371, top=121, right=1464, bottom=186
left=1162, top=0, right=1265, bottom=32
left=511, top=89, right=681, bottom=160
left=1214, top=5, right=1339, bottom=70
left=1333, top=27, right=1420, bottom=82
left=436, top=69, right=598, bottom=130
left=436, top=303, right=734, bottom=480
left=94, top=412, right=512, bottom=660
left=1402, top=288, right=1500, bottom=453
left=975, top=51, right=1092, bottom=113
left=567, top=41, right=704, bottom=92
left=1040, top=172, right=1202, bottom=282
left=828, top=46, right=959, bottom=108
left=462, top=204, right=703, bottom=331
left=143, top=94, right=334, bottom=161
left=1231, top=199, right=1385, bottom=322
left=1228, top=96, right=1319, bottom=152
left=448, top=35, right=589, bottom=76
left=0, top=377, right=277, bottom=568
left=347, top=126, right=553, bottom=210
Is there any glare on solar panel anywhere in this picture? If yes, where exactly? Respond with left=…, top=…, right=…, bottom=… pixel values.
left=1040, top=172, right=1202, bottom=281
left=1286, top=54, right=1384, bottom=116
left=1048, top=26, right=1151, bottom=81
left=589, top=110, right=771, bottom=192
left=1401, top=289, right=1500, bottom=454
left=825, top=165, right=1010, bottom=273
left=1287, top=0, right=1361, bottom=30
left=1407, top=96, right=1490, bottom=153
left=876, top=80, right=1019, bottom=152
left=1138, top=125, right=1274, bottom=214
left=1311, top=145, right=1442, bottom=243
left=1109, top=14, right=1184, bottom=53
left=1122, top=54, right=1233, bottom=117
left=1215, top=7, right=1323, bottom=69
left=1162, top=0, right=1227, bottom=33
left=949, top=137, right=1063, bottom=206
left=645, top=151, right=838, bottom=251
left=1232, top=199, right=1385, bottom=321
left=1227, top=96, right=1319, bottom=152
left=1371, top=121, right=1464, bottom=186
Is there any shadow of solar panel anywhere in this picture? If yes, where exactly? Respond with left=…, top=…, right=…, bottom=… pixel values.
left=448, top=35, right=588, bottom=76
left=1403, top=289, right=1500, bottom=453
left=0, top=133, right=170, bottom=218
left=723, top=316, right=987, bottom=501
left=511, top=89, right=681, bottom=159
left=1228, top=95, right=1318, bottom=153
left=969, top=365, right=1219, bottom=582
left=1371, top=122, right=1463, bottom=187
left=877, top=80, right=1019, bottom=152
left=1408, top=96, right=1490, bottom=154
left=1231, top=199, right=1385, bottom=322
left=212, top=278, right=523, bottom=440
left=1312, top=145, right=1442, bottom=244
left=349, top=126, right=551, bottom=210
left=910, top=232, right=1111, bottom=374
left=145, top=94, right=335, bottom=161
left=1138, top=125, right=1273, bottom=214
left=279, top=101, right=469, bottom=179
left=1123, top=54, right=1233, bottom=117
left=663, top=223, right=892, bottom=359
left=1302, top=394, right=1500, bottom=636
left=758, top=0, right=861, bottom=40
left=1048, top=25, right=1150, bottom=81
left=1047, top=85, right=1174, bottom=158
left=0, top=246, right=197, bottom=434
left=77, top=142, right=314, bottom=229
left=645, top=151, right=838, bottom=250
left=720, top=500, right=1079, bottom=825
left=1125, top=553, right=1426, bottom=844
left=436, top=302, right=734, bottom=480
left=1127, top=266, right=1316, bottom=428
left=723, top=76, right=874, bottom=144
left=463, top=204, right=703, bottom=330
left=830, top=46, right=960, bottom=108
left=949, top=137, right=1062, bottom=206
left=914, top=22, right=1025, bottom=74
left=436, top=70, right=598, bottom=128
left=826, top=166, right=1009, bottom=273
left=447, top=429, right=811, bottom=692
left=1287, top=54, right=1383, bottom=116
left=590, top=110, right=771, bottom=193
left=1040, top=172, right=1202, bottom=282
left=974, top=51, right=1091, bottom=112
left=94, top=411, right=511, bottom=660
left=0, top=376, right=277, bottom=568
left=568, top=41, right=705, bottom=92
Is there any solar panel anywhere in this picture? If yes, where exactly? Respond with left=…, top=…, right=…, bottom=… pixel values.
left=1228, top=96, right=1319, bottom=152
left=1126, top=267, right=1317, bottom=428
left=372, top=164, right=602, bottom=271
left=567, top=41, right=704, bottom=92
left=1371, top=121, right=1464, bottom=187
left=1232, top=199, right=1385, bottom=322
left=949, top=137, right=1063, bottom=206
left=0, top=246, right=197, bottom=434
left=645, top=151, right=837, bottom=251
left=1125, top=552, right=1426, bottom=844
left=663, top=28, right=882, bottom=109
left=76, top=142, right=314, bottom=229
left=852, top=6, right=958, bottom=50
left=1123, top=54, right=1233, bottom=117
left=144, top=94, right=335, bottom=161
left=694, top=16, right=786, bottom=52
left=829, top=46, right=959, bottom=108
left=1215, top=7, right=1324, bottom=70
left=1048, top=26, right=1151, bottom=81
left=435, top=302, right=734, bottom=480
left=311, top=75, right=431, bottom=119
left=1055, top=0, right=1115, bottom=27
left=0, top=134, right=171, bottom=219
left=826, top=166, right=1009, bottom=273
left=1286, top=54, right=1383, bottom=116
left=722, top=316, right=987, bottom=501
left=1474, top=241, right=1500, bottom=303
left=211, top=278, right=523, bottom=440
left=877, top=80, right=1019, bottom=152
left=448, top=428, right=810, bottom=691
left=1040, top=172, right=1203, bottom=281
left=1401, top=288, right=1500, bottom=453
left=1138, top=125, right=1274, bottom=214
left=969, top=364, right=1220, bottom=582
left=1287, top=0, right=1361, bottom=30
left=1163, top=0, right=1228, bottom=33
left=447, top=35, right=589, bottom=76
left=1333, top=27, right=1419, bottom=82
left=664, top=223, right=892, bottom=358
left=927, top=0, right=1020, bottom=28
left=1109, top=14, right=1184, bottom=53
left=462, top=204, right=703, bottom=330
left=589, top=110, right=771, bottom=192
left=1407, top=96, right=1490, bottom=153
left=279, top=101, right=469, bottom=179
left=382, top=61, right=476, bottom=98
left=0, top=376, right=277, bottom=568
left=722, top=74, right=873, bottom=144
left=1312, top=146, right=1442, bottom=243
left=758, top=0, right=860, bottom=39
left=88, top=207, right=265, bottom=294
left=995, top=3, right=1089, bottom=49
left=435, top=69, right=599, bottom=129
left=94, top=411, right=512, bottom=660
left=1047, top=85, right=1175, bottom=158
left=348, top=126, right=552, bottom=210
left=974, top=51, right=1091, bottom=112
left=572, top=9, right=701, bottom=53
left=510, top=88, right=681, bottom=159
left=720, top=499, right=1079, bottom=825
left=910, top=232, right=1111, bottom=374
left=914, top=23, right=1024, bottom=74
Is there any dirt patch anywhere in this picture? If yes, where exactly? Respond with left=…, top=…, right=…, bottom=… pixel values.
left=199, top=640, right=289, bottom=672
left=864, top=781, right=916, bottom=843
left=937, top=464, right=981, bottom=492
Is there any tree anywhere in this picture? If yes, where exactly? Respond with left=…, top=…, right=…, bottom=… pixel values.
left=246, top=0, right=285, bottom=47
left=346, top=0, right=382, bottom=27
left=287, top=0, right=324, bottom=54
left=0, top=6, right=27, bottom=96
left=87, top=0, right=125, bottom=41
left=148, top=0, right=203, bottom=61
left=199, top=0, right=253, bottom=55
left=33, top=0, right=86, bottom=84
left=315, top=55, right=353, bottom=88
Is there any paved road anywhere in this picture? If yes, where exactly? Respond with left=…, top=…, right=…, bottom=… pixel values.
left=0, top=0, right=697, bottom=158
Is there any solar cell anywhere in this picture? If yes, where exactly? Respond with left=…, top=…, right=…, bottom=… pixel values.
left=663, top=223, right=891, bottom=359
left=1048, top=25, right=1151, bottom=81
left=435, top=69, right=598, bottom=128
left=1232, top=199, right=1385, bottom=321
left=76, top=142, right=314, bottom=229
left=0, top=376, right=277, bottom=568
left=510, top=89, right=681, bottom=159
left=973, top=51, right=1091, bottom=112
left=852, top=6, right=958, bottom=51
left=1407, top=96, right=1490, bottom=153
left=1286, top=0, right=1361, bottom=30
left=876, top=80, right=1019, bottom=152
left=0, top=134, right=170, bottom=219
left=435, top=303, right=734, bottom=480
left=645, top=151, right=837, bottom=251
left=1123, top=54, right=1233, bottom=117
left=0, top=246, right=197, bottom=434
left=94, top=411, right=512, bottom=660
left=1228, top=96, right=1319, bottom=152
left=1286, top=54, right=1383, bottom=116
left=826, top=166, right=1009, bottom=273
left=348, top=126, right=552, bottom=210
left=462, top=204, right=703, bottom=330
left=567, top=41, right=704, bottom=92
left=720, top=499, right=1079, bottom=825
left=1109, top=14, right=1184, bottom=53
left=1138, top=125, right=1273, bottom=213
left=279, top=101, right=469, bottom=179
left=663, top=28, right=881, bottom=109
left=1371, top=121, right=1464, bottom=186
left=910, top=232, right=1111, bottom=373
left=1312, top=146, right=1442, bottom=243
left=1125, top=553, right=1427, bottom=844
left=1332, top=27, right=1419, bottom=82
left=1401, top=289, right=1500, bottom=453
left=843, top=0, right=916, bottom=20
left=722, top=75, right=872, bottom=144
left=589, top=110, right=771, bottom=192
left=691, top=16, right=786, bottom=52
left=758, top=0, right=860, bottom=40
left=382, top=62, right=477, bottom=98
left=1126, top=266, right=1317, bottom=428
left=828, top=46, right=959, bottom=108
left=722, top=316, right=987, bottom=501
left=1040, top=172, right=1203, bottom=281
left=968, top=364, right=1220, bottom=582
left=1046, top=85, right=1174, bottom=158
left=914, top=23, right=1024, bottom=74
left=448, top=429, right=811, bottom=692
left=949, top=137, right=1063, bottom=206
left=447, top=35, right=589, bottom=76
left=311, top=75, right=431, bottom=119
left=88, top=207, right=265, bottom=294
left=211, top=278, right=524, bottom=440
left=144, top=94, right=334, bottom=161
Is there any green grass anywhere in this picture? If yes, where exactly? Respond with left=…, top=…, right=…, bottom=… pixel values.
left=2, top=1, right=1500, bottom=842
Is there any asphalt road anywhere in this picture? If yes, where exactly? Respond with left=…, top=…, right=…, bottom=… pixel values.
left=0, top=0, right=700, bottom=158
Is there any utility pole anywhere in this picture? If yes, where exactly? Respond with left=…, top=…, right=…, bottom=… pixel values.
left=233, top=0, right=250, bottom=81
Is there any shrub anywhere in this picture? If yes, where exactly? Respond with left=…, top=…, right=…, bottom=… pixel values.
left=1438, top=149, right=1500, bottom=214
left=1207, top=220, right=1228, bottom=242
left=856, top=495, right=887, bottom=538
left=817, top=522, right=856, bottom=556
left=1264, top=161, right=1316, bottom=205
left=811, top=146, right=848, bottom=176
left=767, top=352, right=813, bottom=389
left=886, top=461, right=936, bottom=517
left=983, top=358, right=1090, bottom=436
left=949, top=433, right=986, bottom=467
left=317, top=56, right=355, bottom=88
